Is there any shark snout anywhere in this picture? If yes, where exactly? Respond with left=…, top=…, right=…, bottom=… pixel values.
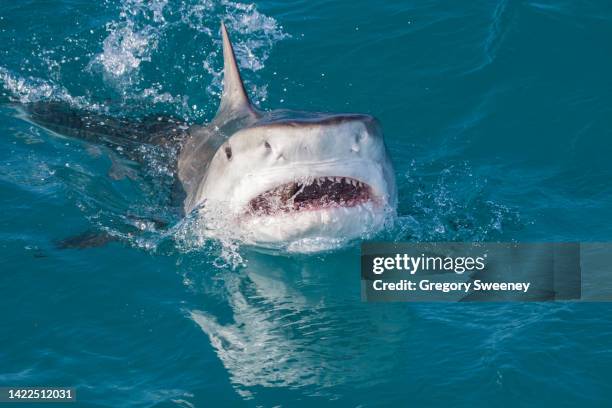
left=217, top=117, right=386, bottom=174
left=252, top=117, right=384, bottom=165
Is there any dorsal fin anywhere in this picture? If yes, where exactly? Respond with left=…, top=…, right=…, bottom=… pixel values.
left=217, top=22, right=255, bottom=118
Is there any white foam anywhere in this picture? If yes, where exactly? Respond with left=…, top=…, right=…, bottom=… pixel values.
left=0, top=67, right=98, bottom=110
left=85, top=0, right=289, bottom=108
left=87, top=0, right=168, bottom=83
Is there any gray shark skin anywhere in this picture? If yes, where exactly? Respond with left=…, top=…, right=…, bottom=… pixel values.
left=14, top=23, right=397, bottom=252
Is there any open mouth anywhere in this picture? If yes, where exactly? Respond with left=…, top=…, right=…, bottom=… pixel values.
left=247, top=176, right=373, bottom=215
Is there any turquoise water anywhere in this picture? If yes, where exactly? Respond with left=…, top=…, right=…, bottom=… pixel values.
left=2, top=0, right=612, bottom=406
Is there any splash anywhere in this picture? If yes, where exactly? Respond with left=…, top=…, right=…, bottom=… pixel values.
left=87, top=0, right=168, bottom=84
left=86, top=0, right=290, bottom=115
left=0, top=67, right=99, bottom=110
left=184, top=0, right=290, bottom=106
left=92, top=25, right=157, bottom=79
left=391, top=160, right=521, bottom=242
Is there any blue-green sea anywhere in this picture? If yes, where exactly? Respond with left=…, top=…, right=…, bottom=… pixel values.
left=2, top=0, right=612, bottom=406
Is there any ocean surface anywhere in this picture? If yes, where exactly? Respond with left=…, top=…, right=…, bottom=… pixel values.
left=1, top=0, right=612, bottom=406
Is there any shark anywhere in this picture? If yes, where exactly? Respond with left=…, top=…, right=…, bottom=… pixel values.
left=15, top=23, right=397, bottom=253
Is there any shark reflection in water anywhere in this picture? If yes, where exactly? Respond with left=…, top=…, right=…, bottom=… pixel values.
left=188, top=250, right=409, bottom=399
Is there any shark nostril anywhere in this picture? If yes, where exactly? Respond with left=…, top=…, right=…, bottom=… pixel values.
left=225, top=146, right=232, bottom=160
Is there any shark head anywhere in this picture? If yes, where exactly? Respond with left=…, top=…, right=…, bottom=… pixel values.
left=179, top=23, right=396, bottom=252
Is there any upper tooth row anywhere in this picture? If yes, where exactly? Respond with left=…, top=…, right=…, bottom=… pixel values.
left=313, top=177, right=363, bottom=186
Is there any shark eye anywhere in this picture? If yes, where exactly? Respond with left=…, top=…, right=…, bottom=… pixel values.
left=224, top=146, right=232, bottom=160
left=264, top=141, right=271, bottom=149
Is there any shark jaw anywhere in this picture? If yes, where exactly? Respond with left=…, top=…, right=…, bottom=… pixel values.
left=246, top=176, right=374, bottom=216
left=224, top=170, right=394, bottom=253
left=239, top=175, right=390, bottom=252
left=192, top=161, right=395, bottom=253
